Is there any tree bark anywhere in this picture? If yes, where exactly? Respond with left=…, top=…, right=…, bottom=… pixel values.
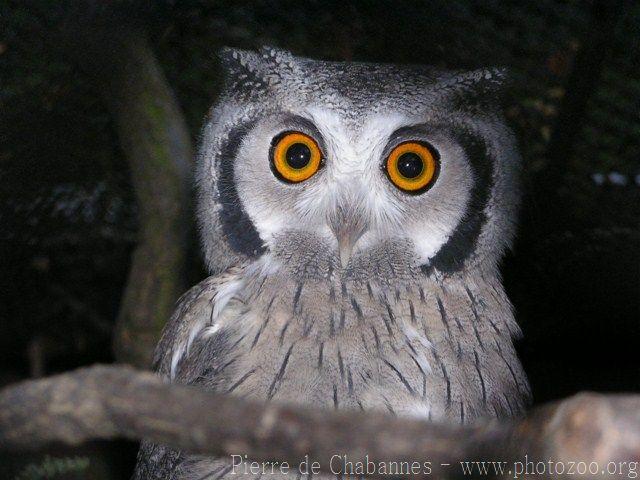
left=101, top=29, right=192, bottom=369
left=1, top=365, right=639, bottom=479
left=21, top=0, right=193, bottom=372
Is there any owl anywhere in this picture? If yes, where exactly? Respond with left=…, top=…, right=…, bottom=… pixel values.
left=133, top=46, right=530, bottom=480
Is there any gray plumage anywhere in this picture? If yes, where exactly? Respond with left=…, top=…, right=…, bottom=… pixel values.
left=133, top=46, right=530, bottom=480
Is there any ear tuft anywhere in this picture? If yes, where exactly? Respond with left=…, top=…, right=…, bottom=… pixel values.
left=260, top=45, right=299, bottom=80
left=484, top=66, right=511, bottom=91
left=218, top=46, right=299, bottom=93
left=440, top=67, right=513, bottom=112
left=218, top=47, right=262, bottom=75
left=449, top=67, right=510, bottom=92
left=217, top=46, right=270, bottom=93
left=259, top=45, right=294, bottom=63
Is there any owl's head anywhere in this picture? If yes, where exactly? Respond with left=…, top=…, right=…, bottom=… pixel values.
left=197, top=47, right=520, bottom=282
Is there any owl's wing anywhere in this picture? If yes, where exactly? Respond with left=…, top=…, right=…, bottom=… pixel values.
left=133, top=266, right=246, bottom=480
left=153, top=265, right=246, bottom=380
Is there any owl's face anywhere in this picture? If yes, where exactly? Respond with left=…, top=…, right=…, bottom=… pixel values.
left=198, top=47, right=520, bottom=280
left=233, top=112, right=472, bottom=270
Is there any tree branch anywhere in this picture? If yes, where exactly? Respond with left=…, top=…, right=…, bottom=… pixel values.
left=50, top=3, right=194, bottom=368
left=1, top=365, right=638, bottom=479
left=103, top=28, right=192, bottom=369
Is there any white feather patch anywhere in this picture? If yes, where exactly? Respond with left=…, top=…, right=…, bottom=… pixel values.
left=169, top=277, right=245, bottom=379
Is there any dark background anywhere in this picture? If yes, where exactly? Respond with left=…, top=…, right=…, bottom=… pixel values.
left=1, top=1, right=639, bottom=478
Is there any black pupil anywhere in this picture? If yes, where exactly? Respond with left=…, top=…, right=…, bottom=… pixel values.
left=286, top=142, right=311, bottom=169
left=397, top=152, right=424, bottom=178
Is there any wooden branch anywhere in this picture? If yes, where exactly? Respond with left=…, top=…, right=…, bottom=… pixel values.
left=1, top=366, right=639, bottom=479
left=103, top=28, right=192, bottom=369
left=20, top=0, right=192, bottom=372
left=48, top=3, right=194, bottom=368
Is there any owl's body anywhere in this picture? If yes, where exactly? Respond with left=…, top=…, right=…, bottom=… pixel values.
left=134, top=47, right=530, bottom=480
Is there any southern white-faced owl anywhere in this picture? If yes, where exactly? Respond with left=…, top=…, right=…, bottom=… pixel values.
left=133, top=46, right=530, bottom=480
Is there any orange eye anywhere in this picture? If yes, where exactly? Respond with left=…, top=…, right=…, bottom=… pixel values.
left=271, top=131, right=322, bottom=183
left=385, top=141, right=439, bottom=193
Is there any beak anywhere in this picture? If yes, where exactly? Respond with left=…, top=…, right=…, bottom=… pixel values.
left=329, top=204, right=368, bottom=269
left=337, top=227, right=365, bottom=269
